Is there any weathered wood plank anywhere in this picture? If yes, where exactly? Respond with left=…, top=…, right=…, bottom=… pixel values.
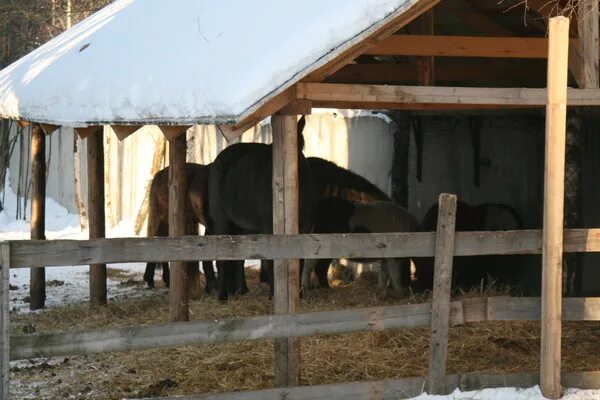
left=111, top=125, right=142, bottom=141
left=134, top=371, right=600, bottom=400
left=30, top=124, right=46, bottom=310
left=272, top=114, right=301, bottom=387
left=10, top=302, right=435, bottom=360
left=8, top=228, right=600, bottom=268
left=326, top=61, right=545, bottom=87
left=427, top=194, right=457, bottom=395
left=168, top=135, right=189, bottom=322
left=578, top=0, right=599, bottom=89
left=296, top=83, right=600, bottom=107
left=9, top=297, right=600, bottom=363
left=0, top=243, right=10, bottom=400
left=365, top=34, right=600, bottom=59
left=541, top=17, right=570, bottom=400
left=87, top=128, right=107, bottom=307
left=488, top=297, right=600, bottom=321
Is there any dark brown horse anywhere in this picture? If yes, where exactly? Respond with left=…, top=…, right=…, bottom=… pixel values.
left=143, top=163, right=217, bottom=293
left=414, top=201, right=524, bottom=293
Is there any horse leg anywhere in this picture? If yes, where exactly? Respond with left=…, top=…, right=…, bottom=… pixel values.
left=201, top=229, right=218, bottom=293
left=216, top=260, right=233, bottom=302
left=263, top=259, right=274, bottom=299
left=259, top=261, right=269, bottom=283
left=378, top=261, right=390, bottom=289
left=234, top=260, right=248, bottom=296
left=314, top=259, right=330, bottom=288
left=384, top=258, right=405, bottom=292
left=162, top=262, right=170, bottom=287
left=202, top=261, right=217, bottom=293
left=301, top=258, right=320, bottom=293
left=144, top=263, right=156, bottom=288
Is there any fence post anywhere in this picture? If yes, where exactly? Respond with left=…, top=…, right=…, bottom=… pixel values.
left=30, top=124, right=46, bottom=310
left=427, top=193, right=457, bottom=395
left=87, top=128, right=107, bottom=306
left=0, top=242, right=10, bottom=399
left=168, top=134, right=189, bottom=322
left=541, top=16, right=570, bottom=400
left=272, top=115, right=300, bottom=387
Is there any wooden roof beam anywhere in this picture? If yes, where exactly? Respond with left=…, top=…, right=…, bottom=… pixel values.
left=39, top=123, right=60, bottom=135
left=217, top=87, right=296, bottom=141
left=111, top=125, right=142, bottom=141
left=158, top=126, right=192, bottom=141
left=365, top=35, right=599, bottom=59
left=74, top=126, right=103, bottom=139
left=325, top=61, right=546, bottom=87
left=296, top=83, right=600, bottom=108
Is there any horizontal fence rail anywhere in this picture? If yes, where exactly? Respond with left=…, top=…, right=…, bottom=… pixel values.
left=7, top=228, right=600, bottom=268
left=137, top=371, right=600, bottom=400
left=11, top=297, right=600, bottom=361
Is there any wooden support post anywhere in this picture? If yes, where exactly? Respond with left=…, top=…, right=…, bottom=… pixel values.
left=272, top=115, right=300, bottom=387
left=541, top=16, right=570, bottom=400
left=87, top=128, right=107, bottom=306
left=30, top=124, right=46, bottom=310
left=564, top=0, right=600, bottom=296
left=416, top=10, right=435, bottom=85
left=579, top=0, right=599, bottom=89
left=168, top=135, right=188, bottom=322
left=427, top=193, right=457, bottom=395
left=0, top=243, right=10, bottom=399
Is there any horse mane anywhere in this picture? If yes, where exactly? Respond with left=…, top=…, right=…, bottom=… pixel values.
left=307, top=157, right=390, bottom=203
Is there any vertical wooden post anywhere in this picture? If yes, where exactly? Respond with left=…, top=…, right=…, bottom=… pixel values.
left=580, top=0, right=599, bottom=89
left=541, top=16, right=570, bottom=400
left=564, top=0, right=600, bottom=296
left=0, top=242, right=10, bottom=399
left=30, top=124, right=46, bottom=310
left=87, top=128, right=107, bottom=306
left=427, top=193, right=457, bottom=395
left=272, top=115, right=300, bottom=387
left=168, top=134, right=188, bottom=322
left=416, top=10, right=435, bottom=86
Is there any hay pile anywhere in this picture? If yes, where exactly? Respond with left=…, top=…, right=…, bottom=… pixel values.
left=9, top=269, right=600, bottom=400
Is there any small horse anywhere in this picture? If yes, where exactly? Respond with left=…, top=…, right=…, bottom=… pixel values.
left=208, top=116, right=317, bottom=301
left=414, top=201, right=523, bottom=293
left=302, top=197, right=418, bottom=293
left=143, top=163, right=217, bottom=293
left=298, top=158, right=391, bottom=288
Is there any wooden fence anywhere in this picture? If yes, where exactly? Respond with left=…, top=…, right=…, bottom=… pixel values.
left=1, top=193, right=600, bottom=399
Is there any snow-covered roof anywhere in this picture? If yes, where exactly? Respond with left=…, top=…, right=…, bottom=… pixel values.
left=0, top=0, right=418, bottom=128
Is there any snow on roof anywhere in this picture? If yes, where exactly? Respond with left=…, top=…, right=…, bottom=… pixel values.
left=0, top=0, right=418, bottom=128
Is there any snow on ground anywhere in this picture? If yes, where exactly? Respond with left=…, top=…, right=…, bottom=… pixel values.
left=409, top=386, right=600, bottom=400
left=1, top=181, right=598, bottom=399
left=0, top=181, right=149, bottom=314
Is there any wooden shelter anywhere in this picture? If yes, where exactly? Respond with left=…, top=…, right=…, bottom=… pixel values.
left=0, top=0, right=600, bottom=398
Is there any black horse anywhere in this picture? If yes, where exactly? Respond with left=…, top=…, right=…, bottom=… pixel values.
left=414, top=200, right=524, bottom=293
left=208, top=116, right=317, bottom=301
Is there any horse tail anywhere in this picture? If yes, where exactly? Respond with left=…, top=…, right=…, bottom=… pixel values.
left=147, top=178, right=160, bottom=237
